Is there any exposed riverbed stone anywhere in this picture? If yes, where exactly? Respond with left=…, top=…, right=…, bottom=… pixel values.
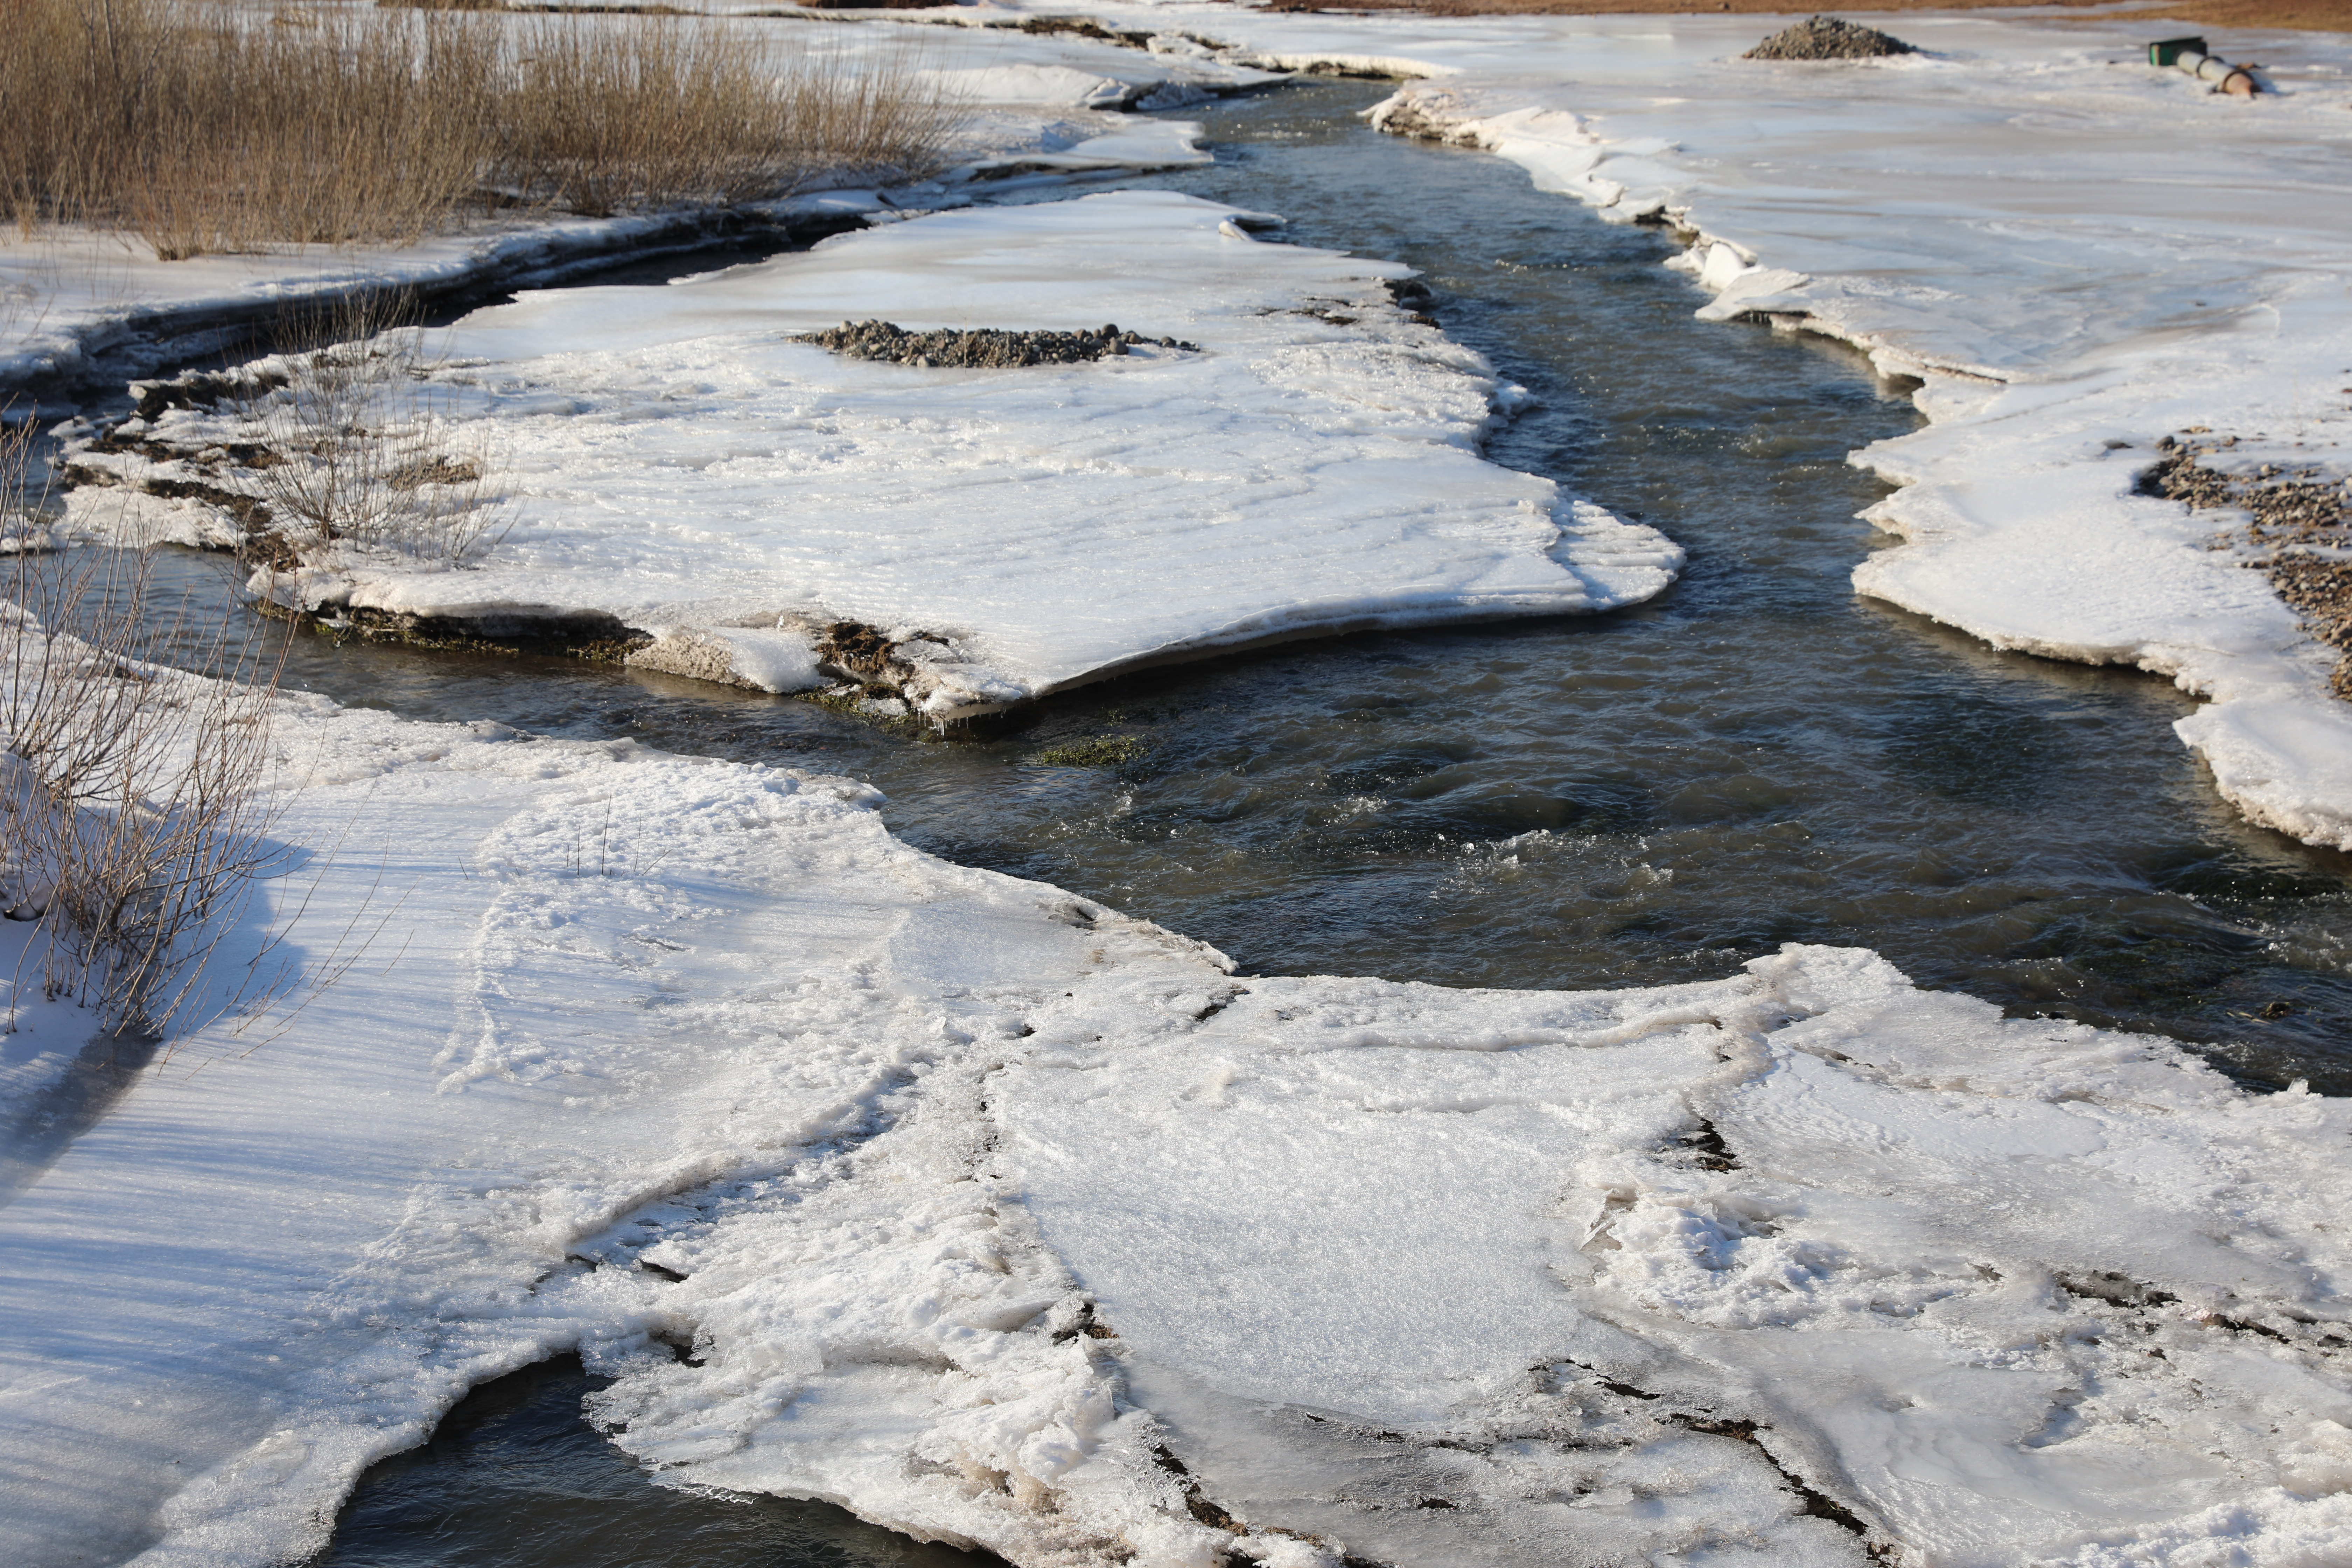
left=1744, top=16, right=1917, bottom=61
left=793, top=320, right=1195, bottom=369
left=2141, top=434, right=2352, bottom=696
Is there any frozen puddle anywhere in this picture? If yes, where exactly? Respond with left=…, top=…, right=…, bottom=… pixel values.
left=62, top=190, right=1680, bottom=719
left=4, top=699, right=2349, bottom=1568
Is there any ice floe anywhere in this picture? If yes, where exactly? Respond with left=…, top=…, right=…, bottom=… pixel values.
left=59, top=190, right=1680, bottom=718
left=3, top=685, right=2351, bottom=1567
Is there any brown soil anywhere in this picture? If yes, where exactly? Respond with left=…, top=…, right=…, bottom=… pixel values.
left=2138, top=436, right=2352, bottom=697
left=1248, top=0, right=2352, bottom=31
left=814, top=620, right=900, bottom=680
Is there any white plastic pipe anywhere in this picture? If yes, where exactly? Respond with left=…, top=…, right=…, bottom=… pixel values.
left=2176, top=48, right=2259, bottom=97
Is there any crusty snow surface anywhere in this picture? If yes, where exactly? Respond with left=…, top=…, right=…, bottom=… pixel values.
left=63, top=190, right=1680, bottom=717
left=2, top=686, right=2350, bottom=1568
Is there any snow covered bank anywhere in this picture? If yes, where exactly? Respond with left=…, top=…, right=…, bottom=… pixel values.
left=842, top=2, right=2352, bottom=842
left=0, top=12, right=1273, bottom=405
left=1350, top=10, right=2352, bottom=848
left=5, top=688, right=2352, bottom=1567
left=1356, top=15, right=2352, bottom=847
left=60, top=191, right=1680, bottom=719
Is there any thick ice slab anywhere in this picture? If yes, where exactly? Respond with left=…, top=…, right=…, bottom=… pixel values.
left=3, top=686, right=2349, bottom=1568
left=64, top=191, right=1679, bottom=718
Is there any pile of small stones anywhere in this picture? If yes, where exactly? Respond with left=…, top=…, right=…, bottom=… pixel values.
left=794, top=320, right=1196, bottom=369
left=2142, top=433, right=2352, bottom=696
left=1744, top=16, right=1917, bottom=60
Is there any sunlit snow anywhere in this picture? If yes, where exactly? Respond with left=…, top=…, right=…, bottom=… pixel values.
left=65, top=191, right=1680, bottom=717
left=2, top=692, right=2348, bottom=1567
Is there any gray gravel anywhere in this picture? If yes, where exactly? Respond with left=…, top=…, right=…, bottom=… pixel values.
left=1744, top=15, right=1917, bottom=61
left=795, top=320, right=1196, bottom=369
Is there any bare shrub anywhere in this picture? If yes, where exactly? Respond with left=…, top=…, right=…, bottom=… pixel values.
left=234, top=295, right=511, bottom=569
left=0, top=413, right=62, bottom=555
left=0, top=421, right=293, bottom=1036
left=0, top=0, right=961, bottom=258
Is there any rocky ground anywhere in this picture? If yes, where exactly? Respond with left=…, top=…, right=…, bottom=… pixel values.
left=2140, top=433, right=2352, bottom=695
left=1743, top=15, right=1917, bottom=59
left=793, top=319, right=1196, bottom=369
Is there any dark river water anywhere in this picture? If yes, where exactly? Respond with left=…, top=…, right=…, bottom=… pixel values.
left=88, top=76, right=2348, bottom=1565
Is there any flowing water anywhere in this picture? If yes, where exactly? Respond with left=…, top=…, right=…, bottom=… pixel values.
left=310, top=1357, right=986, bottom=1568
left=90, top=76, right=2352, bottom=1561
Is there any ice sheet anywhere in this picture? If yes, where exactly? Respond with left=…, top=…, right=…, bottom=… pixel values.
left=61, top=191, right=1680, bottom=718
left=3, top=679, right=2349, bottom=1567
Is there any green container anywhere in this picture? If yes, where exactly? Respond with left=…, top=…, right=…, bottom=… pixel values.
left=2150, top=36, right=2208, bottom=68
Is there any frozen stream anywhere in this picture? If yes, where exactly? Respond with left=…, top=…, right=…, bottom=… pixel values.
left=96, top=78, right=2351, bottom=1564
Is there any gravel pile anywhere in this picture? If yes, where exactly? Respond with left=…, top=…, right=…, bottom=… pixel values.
left=1744, top=16, right=1917, bottom=61
left=2142, top=434, right=2352, bottom=697
left=795, top=320, right=1196, bottom=369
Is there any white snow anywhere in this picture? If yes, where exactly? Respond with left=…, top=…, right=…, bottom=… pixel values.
left=0, top=10, right=1274, bottom=402
left=60, top=190, right=1681, bottom=718
left=3, top=678, right=2351, bottom=1567
left=33, top=1, right=2352, bottom=821
left=17, top=9, right=2352, bottom=1567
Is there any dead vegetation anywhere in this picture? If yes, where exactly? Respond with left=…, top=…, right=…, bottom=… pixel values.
left=0, top=0, right=961, bottom=259
left=2140, top=434, right=2352, bottom=697
left=232, top=297, right=512, bottom=570
left=1249, top=0, right=2352, bottom=28
left=60, top=292, right=515, bottom=573
left=0, top=415, right=292, bottom=1037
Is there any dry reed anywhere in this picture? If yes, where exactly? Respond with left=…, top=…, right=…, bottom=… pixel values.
left=0, top=0, right=960, bottom=258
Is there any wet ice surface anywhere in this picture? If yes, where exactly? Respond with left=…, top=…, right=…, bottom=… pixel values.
left=179, top=82, right=2352, bottom=1105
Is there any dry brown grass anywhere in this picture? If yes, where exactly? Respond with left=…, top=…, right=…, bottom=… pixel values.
left=1259, top=0, right=2352, bottom=30
left=2113, top=0, right=2352, bottom=31
left=0, top=0, right=961, bottom=259
left=495, top=18, right=957, bottom=217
